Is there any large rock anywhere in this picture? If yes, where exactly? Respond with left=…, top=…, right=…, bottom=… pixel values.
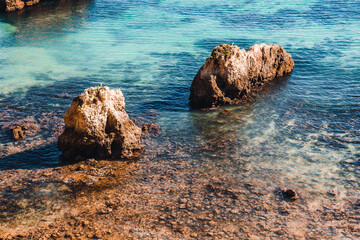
left=189, top=43, right=294, bottom=108
left=58, top=86, right=144, bottom=161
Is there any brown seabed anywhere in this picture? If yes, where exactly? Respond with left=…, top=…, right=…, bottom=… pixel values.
left=0, top=135, right=359, bottom=240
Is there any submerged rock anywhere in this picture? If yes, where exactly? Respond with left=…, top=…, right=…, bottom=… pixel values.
left=3, top=118, right=41, bottom=141
left=189, top=43, right=294, bottom=108
left=278, top=187, right=299, bottom=200
left=58, top=86, right=144, bottom=161
left=11, top=126, right=25, bottom=141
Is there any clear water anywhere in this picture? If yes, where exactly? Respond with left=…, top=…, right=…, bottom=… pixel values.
left=0, top=0, right=359, bottom=197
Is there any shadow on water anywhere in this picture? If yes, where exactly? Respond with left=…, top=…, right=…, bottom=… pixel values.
left=0, top=78, right=92, bottom=170
left=0, top=143, right=62, bottom=170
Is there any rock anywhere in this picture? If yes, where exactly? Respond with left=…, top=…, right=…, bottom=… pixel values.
left=7, top=118, right=41, bottom=141
left=220, top=109, right=231, bottom=115
left=354, top=199, right=360, bottom=208
left=11, top=126, right=24, bottom=141
left=58, top=86, right=144, bottom=161
left=24, top=0, right=39, bottom=7
left=278, top=187, right=299, bottom=200
left=0, top=0, right=41, bottom=12
left=0, top=0, right=24, bottom=12
left=141, top=123, right=161, bottom=136
left=189, top=43, right=294, bottom=108
left=327, top=189, right=337, bottom=197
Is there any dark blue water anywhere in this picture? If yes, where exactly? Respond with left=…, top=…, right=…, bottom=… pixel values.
left=0, top=0, right=359, bottom=195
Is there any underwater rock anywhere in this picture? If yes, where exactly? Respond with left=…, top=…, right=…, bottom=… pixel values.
left=5, top=118, right=41, bottom=141
left=327, top=189, right=337, bottom=197
left=11, top=126, right=24, bottom=141
left=189, top=43, right=294, bottom=108
left=278, top=187, right=299, bottom=200
left=141, top=123, right=161, bottom=136
left=58, top=86, right=144, bottom=161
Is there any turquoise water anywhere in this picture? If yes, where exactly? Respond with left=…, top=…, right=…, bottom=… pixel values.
left=0, top=0, right=359, bottom=196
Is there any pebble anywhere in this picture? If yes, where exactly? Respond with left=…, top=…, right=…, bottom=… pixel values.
left=327, top=189, right=337, bottom=197
left=190, top=233, right=198, bottom=238
left=82, top=220, right=90, bottom=227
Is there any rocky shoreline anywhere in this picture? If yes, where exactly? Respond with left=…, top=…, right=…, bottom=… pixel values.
left=1, top=44, right=359, bottom=239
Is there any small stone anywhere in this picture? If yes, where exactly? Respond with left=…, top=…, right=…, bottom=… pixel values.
left=354, top=199, right=360, bottom=208
left=11, top=126, right=24, bottom=141
left=279, top=207, right=291, bottom=215
left=82, top=220, right=90, bottom=226
left=190, top=233, right=198, bottom=238
left=220, top=109, right=233, bottom=116
left=278, top=187, right=299, bottom=200
left=274, top=229, right=285, bottom=235
left=327, top=189, right=337, bottom=197
left=92, top=233, right=101, bottom=239
left=98, top=208, right=112, bottom=215
left=179, top=204, right=186, bottom=209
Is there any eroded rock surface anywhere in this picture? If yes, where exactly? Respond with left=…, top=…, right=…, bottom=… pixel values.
left=190, top=43, right=294, bottom=108
left=58, top=86, right=143, bottom=161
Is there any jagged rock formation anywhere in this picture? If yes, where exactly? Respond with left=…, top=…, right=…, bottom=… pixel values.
left=189, top=43, right=294, bottom=108
left=0, top=0, right=39, bottom=12
left=58, top=86, right=143, bottom=161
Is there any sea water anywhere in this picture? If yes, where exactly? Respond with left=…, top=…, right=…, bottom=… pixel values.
left=0, top=0, right=359, bottom=197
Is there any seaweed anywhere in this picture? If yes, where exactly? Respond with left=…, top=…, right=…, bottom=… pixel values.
left=210, top=44, right=231, bottom=59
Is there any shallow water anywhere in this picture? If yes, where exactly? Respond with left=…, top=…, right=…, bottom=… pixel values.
left=0, top=0, right=359, bottom=209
